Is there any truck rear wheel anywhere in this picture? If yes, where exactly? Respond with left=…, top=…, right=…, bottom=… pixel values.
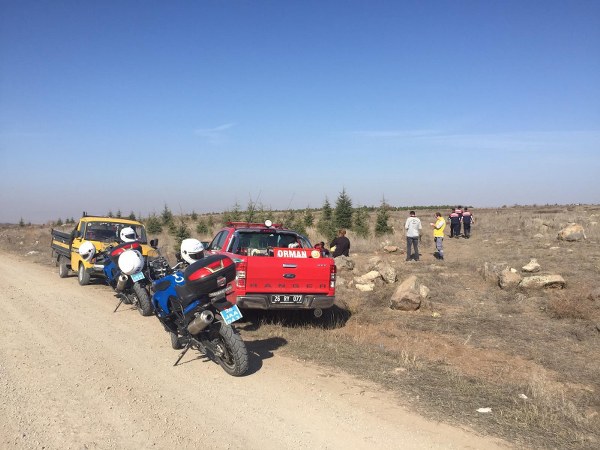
left=58, top=256, right=69, bottom=278
left=78, top=264, right=91, bottom=286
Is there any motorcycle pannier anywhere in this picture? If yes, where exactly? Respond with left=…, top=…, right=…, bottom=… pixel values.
left=174, top=255, right=236, bottom=307
left=109, top=241, right=143, bottom=265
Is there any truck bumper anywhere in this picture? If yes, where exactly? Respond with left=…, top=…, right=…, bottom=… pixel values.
left=234, top=294, right=335, bottom=310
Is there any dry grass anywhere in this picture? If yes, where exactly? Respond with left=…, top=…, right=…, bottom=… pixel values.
left=4, top=205, right=600, bottom=448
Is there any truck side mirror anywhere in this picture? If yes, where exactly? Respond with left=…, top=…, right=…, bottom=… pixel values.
left=150, top=238, right=159, bottom=248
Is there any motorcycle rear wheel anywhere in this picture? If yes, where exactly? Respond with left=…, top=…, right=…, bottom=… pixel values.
left=213, top=322, right=249, bottom=377
left=170, top=332, right=183, bottom=350
left=133, top=283, right=153, bottom=317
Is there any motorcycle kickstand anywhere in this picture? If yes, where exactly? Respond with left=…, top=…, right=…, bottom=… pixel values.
left=173, top=341, right=193, bottom=367
left=113, top=294, right=125, bottom=313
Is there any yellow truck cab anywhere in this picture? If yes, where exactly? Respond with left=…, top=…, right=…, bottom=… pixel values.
left=51, top=214, right=155, bottom=285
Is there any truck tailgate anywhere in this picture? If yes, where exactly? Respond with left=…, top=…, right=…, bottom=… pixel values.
left=245, top=256, right=332, bottom=294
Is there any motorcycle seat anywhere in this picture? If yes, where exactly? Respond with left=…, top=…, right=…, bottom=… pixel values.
left=174, top=283, right=206, bottom=309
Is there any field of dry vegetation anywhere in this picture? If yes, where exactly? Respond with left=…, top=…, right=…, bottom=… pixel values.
left=2, top=205, right=599, bottom=448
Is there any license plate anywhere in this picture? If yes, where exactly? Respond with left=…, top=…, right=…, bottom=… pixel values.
left=131, top=272, right=145, bottom=282
left=221, top=304, right=243, bottom=325
left=270, top=294, right=304, bottom=304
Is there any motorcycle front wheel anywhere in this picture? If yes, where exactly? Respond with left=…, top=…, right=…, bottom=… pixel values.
left=212, top=322, right=249, bottom=377
left=132, top=283, right=153, bottom=317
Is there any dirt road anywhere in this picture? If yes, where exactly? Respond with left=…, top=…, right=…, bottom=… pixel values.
left=0, top=252, right=507, bottom=449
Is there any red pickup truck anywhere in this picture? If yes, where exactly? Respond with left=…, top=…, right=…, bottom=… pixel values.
left=205, top=221, right=336, bottom=317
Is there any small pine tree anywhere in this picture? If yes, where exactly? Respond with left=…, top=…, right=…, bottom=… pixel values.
left=283, top=209, right=296, bottom=227
left=375, top=198, right=393, bottom=236
left=222, top=202, right=242, bottom=224
left=196, top=219, right=208, bottom=235
left=116, top=209, right=122, bottom=218
left=244, top=200, right=257, bottom=223
left=253, top=203, right=270, bottom=224
left=56, top=218, right=63, bottom=226
left=107, top=210, right=113, bottom=218
left=334, top=188, right=353, bottom=229
left=171, top=219, right=191, bottom=253
left=145, top=214, right=163, bottom=233
left=19, top=217, right=25, bottom=227
left=292, top=217, right=307, bottom=235
left=207, top=215, right=214, bottom=228
left=69, top=217, right=75, bottom=224
left=317, top=197, right=336, bottom=241
left=353, top=206, right=370, bottom=238
left=128, top=211, right=136, bottom=220
left=161, top=204, right=173, bottom=226
left=190, top=211, right=198, bottom=221
left=303, top=207, right=314, bottom=227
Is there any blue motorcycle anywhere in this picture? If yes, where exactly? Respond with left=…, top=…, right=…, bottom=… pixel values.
left=98, top=241, right=153, bottom=316
left=147, top=253, right=249, bottom=377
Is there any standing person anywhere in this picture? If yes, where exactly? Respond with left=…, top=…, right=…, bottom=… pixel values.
left=462, top=208, right=474, bottom=238
left=430, top=212, right=446, bottom=260
left=455, top=206, right=463, bottom=237
left=330, top=229, right=350, bottom=257
left=449, top=209, right=461, bottom=238
left=405, top=210, right=422, bottom=261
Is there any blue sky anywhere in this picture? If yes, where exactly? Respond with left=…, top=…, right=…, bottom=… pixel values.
left=1, top=0, right=599, bottom=223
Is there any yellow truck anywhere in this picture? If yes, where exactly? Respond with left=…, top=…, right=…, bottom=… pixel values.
left=51, top=214, right=154, bottom=285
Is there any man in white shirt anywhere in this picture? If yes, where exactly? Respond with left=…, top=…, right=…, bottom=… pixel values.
left=405, top=211, right=422, bottom=261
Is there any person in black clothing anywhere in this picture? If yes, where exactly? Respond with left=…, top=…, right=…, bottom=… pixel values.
left=462, top=208, right=474, bottom=238
left=330, top=229, right=350, bottom=257
left=314, top=241, right=331, bottom=257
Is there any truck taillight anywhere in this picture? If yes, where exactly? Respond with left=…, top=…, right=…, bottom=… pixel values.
left=330, top=264, right=336, bottom=288
left=236, top=262, right=246, bottom=289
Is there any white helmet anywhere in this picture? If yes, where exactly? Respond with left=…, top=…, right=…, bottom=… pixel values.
left=79, top=241, right=96, bottom=262
left=120, top=227, right=137, bottom=243
left=181, top=238, right=205, bottom=265
left=118, top=249, right=144, bottom=275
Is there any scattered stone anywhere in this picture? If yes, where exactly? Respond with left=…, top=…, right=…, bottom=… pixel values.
left=378, top=264, right=397, bottom=284
left=588, top=287, right=600, bottom=302
left=477, top=407, right=492, bottom=413
left=522, top=258, right=541, bottom=273
left=549, top=246, right=560, bottom=250
left=389, top=275, right=423, bottom=311
left=383, top=245, right=399, bottom=253
left=355, top=283, right=375, bottom=292
left=519, top=275, right=566, bottom=289
left=419, top=285, right=430, bottom=298
left=481, top=262, right=508, bottom=284
left=431, top=312, right=441, bottom=318
left=557, top=223, right=586, bottom=241
left=533, top=233, right=544, bottom=239
left=366, top=256, right=383, bottom=271
left=334, top=255, right=355, bottom=271
left=499, top=268, right=523, bottom=289
left=354, top=271, right=381, bottom=284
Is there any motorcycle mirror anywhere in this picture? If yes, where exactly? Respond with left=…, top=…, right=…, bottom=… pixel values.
left=150, top=238, right=159, bottom=248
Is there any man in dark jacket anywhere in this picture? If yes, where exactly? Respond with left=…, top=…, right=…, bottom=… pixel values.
left=330, top=229, right=350, bottom=257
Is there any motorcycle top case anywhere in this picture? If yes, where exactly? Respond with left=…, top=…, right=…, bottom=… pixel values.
left=174, top=255, right=236, bottom=307
left=109, top=241, right=143, bottom=265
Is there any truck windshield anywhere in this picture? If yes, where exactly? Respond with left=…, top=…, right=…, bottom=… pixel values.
left=84, top=222, right=147, bottom=243
left=230, top=231, right=311, bottom=255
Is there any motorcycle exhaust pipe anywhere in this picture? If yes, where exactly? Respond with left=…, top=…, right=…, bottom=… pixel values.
left=187, top=310, right=214, bottom=335
left=116, top=274, right=128, bottom=292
